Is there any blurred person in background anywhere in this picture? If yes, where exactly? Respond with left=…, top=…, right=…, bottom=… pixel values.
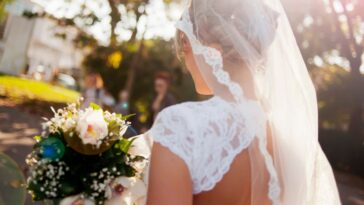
left=114, top=90, right=130, bottom=116
left=102, top=91, right=116, bottom=111
left=81, top=73, right=110, bottom=109
left=114, top=89, right=142, bottom=137
left=148, top=71, right=176, bottom=127
left=50, top=68, right=60, bottom=85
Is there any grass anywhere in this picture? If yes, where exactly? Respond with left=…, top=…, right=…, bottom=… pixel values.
left=0, top=76, right=80, bottom=103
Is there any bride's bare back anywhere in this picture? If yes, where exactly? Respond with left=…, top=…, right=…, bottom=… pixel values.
left=194, top=127, right=275, bottom=205
left=193, top=149, right=253, bottom=205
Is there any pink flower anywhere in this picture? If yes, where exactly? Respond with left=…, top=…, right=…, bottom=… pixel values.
left=105, top=177, right=147, bottom=205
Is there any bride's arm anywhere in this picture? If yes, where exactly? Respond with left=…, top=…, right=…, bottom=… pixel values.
left=146, top=143, right=193, bottom=205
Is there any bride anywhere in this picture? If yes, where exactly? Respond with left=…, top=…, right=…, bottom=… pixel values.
left=142, top=0, right=341, bottom=204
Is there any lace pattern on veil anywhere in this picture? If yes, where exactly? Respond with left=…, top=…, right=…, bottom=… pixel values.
left=176, top=11, right=244, bottom=103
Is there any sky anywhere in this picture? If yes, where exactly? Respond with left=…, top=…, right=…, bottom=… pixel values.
left=30, top=0, right=183, bottom=44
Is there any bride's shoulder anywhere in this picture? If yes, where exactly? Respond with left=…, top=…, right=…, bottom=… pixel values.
left=156, top=96, right=228, bottom=120
left=157, top=101, right=195, bottom=119
left=149, top=97, right=235, bottom=137
left=149, top=100, right=203, bottom=136
left=147, top=98, right=219, bottom=161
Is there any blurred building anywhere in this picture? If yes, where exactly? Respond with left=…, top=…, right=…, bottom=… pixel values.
left=0, top=0, right=84, bottom=80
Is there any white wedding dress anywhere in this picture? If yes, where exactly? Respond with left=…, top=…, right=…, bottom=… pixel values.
left=138, top=0, right=342, bottom=204
left=141, top=96, right=341, bottom=205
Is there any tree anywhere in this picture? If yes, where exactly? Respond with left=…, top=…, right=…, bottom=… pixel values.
left=28, top=0, right=180, bottom=97
left=282, top=0, right=364, bottom=142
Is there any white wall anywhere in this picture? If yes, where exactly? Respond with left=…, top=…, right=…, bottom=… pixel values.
left=0, top=0, right=84, bottom=76
left=0, top=15, right=35, bottom=75
left=27, top=18, right=84, bottom=74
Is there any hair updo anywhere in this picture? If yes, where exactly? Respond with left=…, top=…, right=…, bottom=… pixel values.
left=178, top=0, right=280, bottom=65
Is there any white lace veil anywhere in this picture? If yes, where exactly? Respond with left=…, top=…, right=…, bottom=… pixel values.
left=174, top=0, right=337, bottom=204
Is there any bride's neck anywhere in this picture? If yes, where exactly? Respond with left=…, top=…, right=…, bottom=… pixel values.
left=224, top=61, right=258, bottom=101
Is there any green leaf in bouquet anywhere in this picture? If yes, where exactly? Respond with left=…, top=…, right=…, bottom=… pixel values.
left=48, top=132, right=63, bottom=139
left=116, top=138, right=137, bottom=153
left=115, top=113, right=122, bottom=118
left=33, top=135, right=42, bottom=142
left=89, top=102, right=101, bottom=110
left=27, top=181, right=46, bottom=201
left=121, top=113, right=136, bottom=121
left=59, top=180, right=80, bottom=196
left=130, top=155, right=146, bottom=163
left=107, top=120, right=120, bottom=133
left=121, top=164, right=137, bottom=177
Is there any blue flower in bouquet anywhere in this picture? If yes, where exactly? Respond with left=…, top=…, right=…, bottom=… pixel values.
left=39, top=137, right=65, bottom=161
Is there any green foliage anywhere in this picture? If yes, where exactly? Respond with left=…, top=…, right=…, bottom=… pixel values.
left=90, top=102, right=101, bottom=110
left=312, top=66, right=353, bottom=129
left=33, top=136, right=42, bottom=142
left=115, top=138, right=137, bottom=153
left=86, top=39, right=195, bottom=99
left=0, top=76, right=79, bottom=103
left=121, top=114, right=136, bottom=121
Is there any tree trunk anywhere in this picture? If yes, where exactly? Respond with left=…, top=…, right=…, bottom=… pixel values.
left=107, top=0, right=121, bottom=47
left=347, top=63, right=364, bottom=174
left=123, top=9, right=146, bottom=97
left=124, top=41, right=145, bottom=95
left=348, top=76, right=364, bottom=137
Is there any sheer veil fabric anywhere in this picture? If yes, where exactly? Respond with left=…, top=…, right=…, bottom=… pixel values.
left=166, top=0, right=341, bottom=204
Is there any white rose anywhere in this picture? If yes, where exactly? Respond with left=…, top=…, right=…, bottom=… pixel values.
left=76, top=108, right=108, bottom=146
left=105, top=177, right=147, bottom=205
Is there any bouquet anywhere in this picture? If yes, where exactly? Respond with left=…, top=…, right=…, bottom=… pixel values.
left=25, top=100, right=147, bottom=205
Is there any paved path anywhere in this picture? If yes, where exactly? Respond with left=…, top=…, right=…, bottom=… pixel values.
left=0, top=104, right=40, bottom=168
left=0, top=103, right=363, bottom=205
left=0, top=103, right=42, bottom=205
